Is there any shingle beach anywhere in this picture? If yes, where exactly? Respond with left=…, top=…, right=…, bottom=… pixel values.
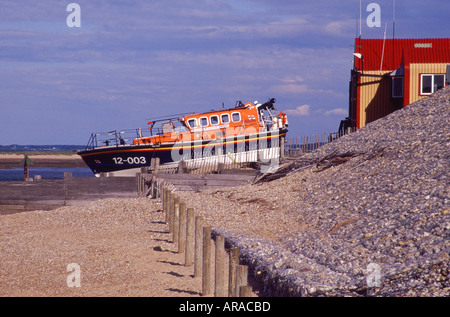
left=1, top=87, right=448, bottom=297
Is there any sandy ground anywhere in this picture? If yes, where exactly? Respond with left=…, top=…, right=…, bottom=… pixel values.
left=0, top=154, right=259, bottom=297
left=0, top=197, right=261, bottom=297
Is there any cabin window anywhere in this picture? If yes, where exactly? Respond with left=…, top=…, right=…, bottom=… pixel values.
left=392, top=77, right=403, bottom=98
left=187, top=118, right=197, bottom=128
left=420, top=74, right=445, bottom=95
left=210, top=115, right=219, bottom=125
left=221, top=113, right=230, bottom=124
left=162, top=122, right=175, bottom=134
left=231, top=112, right=241, bottom=122
left=200, top=117, right=208, bottom=127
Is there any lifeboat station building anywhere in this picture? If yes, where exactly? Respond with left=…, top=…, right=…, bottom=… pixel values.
left=347, top=38, right=450, bottom=129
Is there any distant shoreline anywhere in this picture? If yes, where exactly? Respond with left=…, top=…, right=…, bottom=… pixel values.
left=0, top=153, right=87, bottom=169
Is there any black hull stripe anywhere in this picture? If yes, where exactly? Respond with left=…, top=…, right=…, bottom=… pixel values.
left=78, top=131, right=286, bottom=174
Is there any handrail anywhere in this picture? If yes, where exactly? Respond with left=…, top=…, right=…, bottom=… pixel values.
left=84, top=129, right=147, bottom=149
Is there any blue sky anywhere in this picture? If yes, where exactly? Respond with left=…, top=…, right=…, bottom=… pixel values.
left=1, top=1, right=448, bottom=145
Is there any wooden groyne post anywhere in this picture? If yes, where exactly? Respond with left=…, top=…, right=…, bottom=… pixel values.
left=235, top=265, right=249, bottom=297
left=202, top=226, right=213, bottom=296
left=158, top=184, right=253, bottom=297
left=173, top=200, right=180, bottom=243
left=194, top=215, right=203, bottom=278
left=178, top=202, right=187, bottom=254
left=228, top=247, right=240, bottom=297
left=185, top=208, right=195, bottom=266
left=215, top=235, right=226, bottom=297
left=21, top=155, right=33, bottom=181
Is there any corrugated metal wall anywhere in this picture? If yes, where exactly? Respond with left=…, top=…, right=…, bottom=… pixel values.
left=358, top=71, right=393, bottom=127
left=409, top=63, right=448, bottom=104
left=355, top=38, right=449, bottom=128
left=356, top=38, right=450, bottom=70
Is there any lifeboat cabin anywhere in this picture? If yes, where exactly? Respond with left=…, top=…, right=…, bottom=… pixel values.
left=132, top=98, right=288, bottom=146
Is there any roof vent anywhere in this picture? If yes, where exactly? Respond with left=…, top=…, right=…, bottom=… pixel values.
left=414, top=43, right=432, bottom=48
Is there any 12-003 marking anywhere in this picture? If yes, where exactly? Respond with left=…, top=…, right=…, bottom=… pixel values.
left=112, top=156, right=147, bottom=165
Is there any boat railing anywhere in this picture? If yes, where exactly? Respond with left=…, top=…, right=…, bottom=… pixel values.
left=85, top=129, right=146, bottom=149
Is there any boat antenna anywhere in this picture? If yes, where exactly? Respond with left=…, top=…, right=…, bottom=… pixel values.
left=359, top=0, right=362, bottom=38
left=393, top=0, right=396, bottom=40
left=392, top=0, right=396, bottom=67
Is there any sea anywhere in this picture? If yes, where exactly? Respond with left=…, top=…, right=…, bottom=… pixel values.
left=0, top=145, right=94, bottom=181
left=0, top=167, right=94, bottom=181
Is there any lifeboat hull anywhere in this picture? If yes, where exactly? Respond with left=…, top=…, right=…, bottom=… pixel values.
left=78, top=129, right=286, bottom=176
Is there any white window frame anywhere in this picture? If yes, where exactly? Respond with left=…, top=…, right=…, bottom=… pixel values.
left=210, top=115, right=219, bottom=125
left=231, top=112, right=241, bottom=123
left=221, top=113, right=230, bottom=124
left=420, top=74, right=446, bottom=95
left=199, top=116, right=208, bottom=127
left=187, top=118, right=197, bottom=128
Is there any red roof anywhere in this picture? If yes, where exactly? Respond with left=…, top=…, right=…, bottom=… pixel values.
left=354, top=38, right=450, bottom=71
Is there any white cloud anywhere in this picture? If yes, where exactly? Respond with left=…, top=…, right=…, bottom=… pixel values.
left=324, top=108, right=347, bottom=116
left=271, top=83, right=310, bottom=94
left=279, top=76, right=305, bottom=83
left=284, top=104, right=310, bottom=116
left=284, top=106, right=347, bottom=118
left=322, top=20, right=354, bottom=37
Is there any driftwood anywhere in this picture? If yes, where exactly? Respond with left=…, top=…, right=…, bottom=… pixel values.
left=314, top=150, right=363, bottom=171
left=254, top=147, right=385, bottom=183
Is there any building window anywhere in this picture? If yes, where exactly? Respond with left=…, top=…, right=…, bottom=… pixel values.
left=392, top=77, right=403, bottom=98
left=420, top=74, right=445, bottom=95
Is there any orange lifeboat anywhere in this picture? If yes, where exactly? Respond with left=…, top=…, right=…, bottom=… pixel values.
left=78, top=98, right=288, bottom=175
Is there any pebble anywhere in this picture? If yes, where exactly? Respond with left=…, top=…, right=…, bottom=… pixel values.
left=176, top=86, right=450, bottom=297
left=2, top=87, right=447, bottom=297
